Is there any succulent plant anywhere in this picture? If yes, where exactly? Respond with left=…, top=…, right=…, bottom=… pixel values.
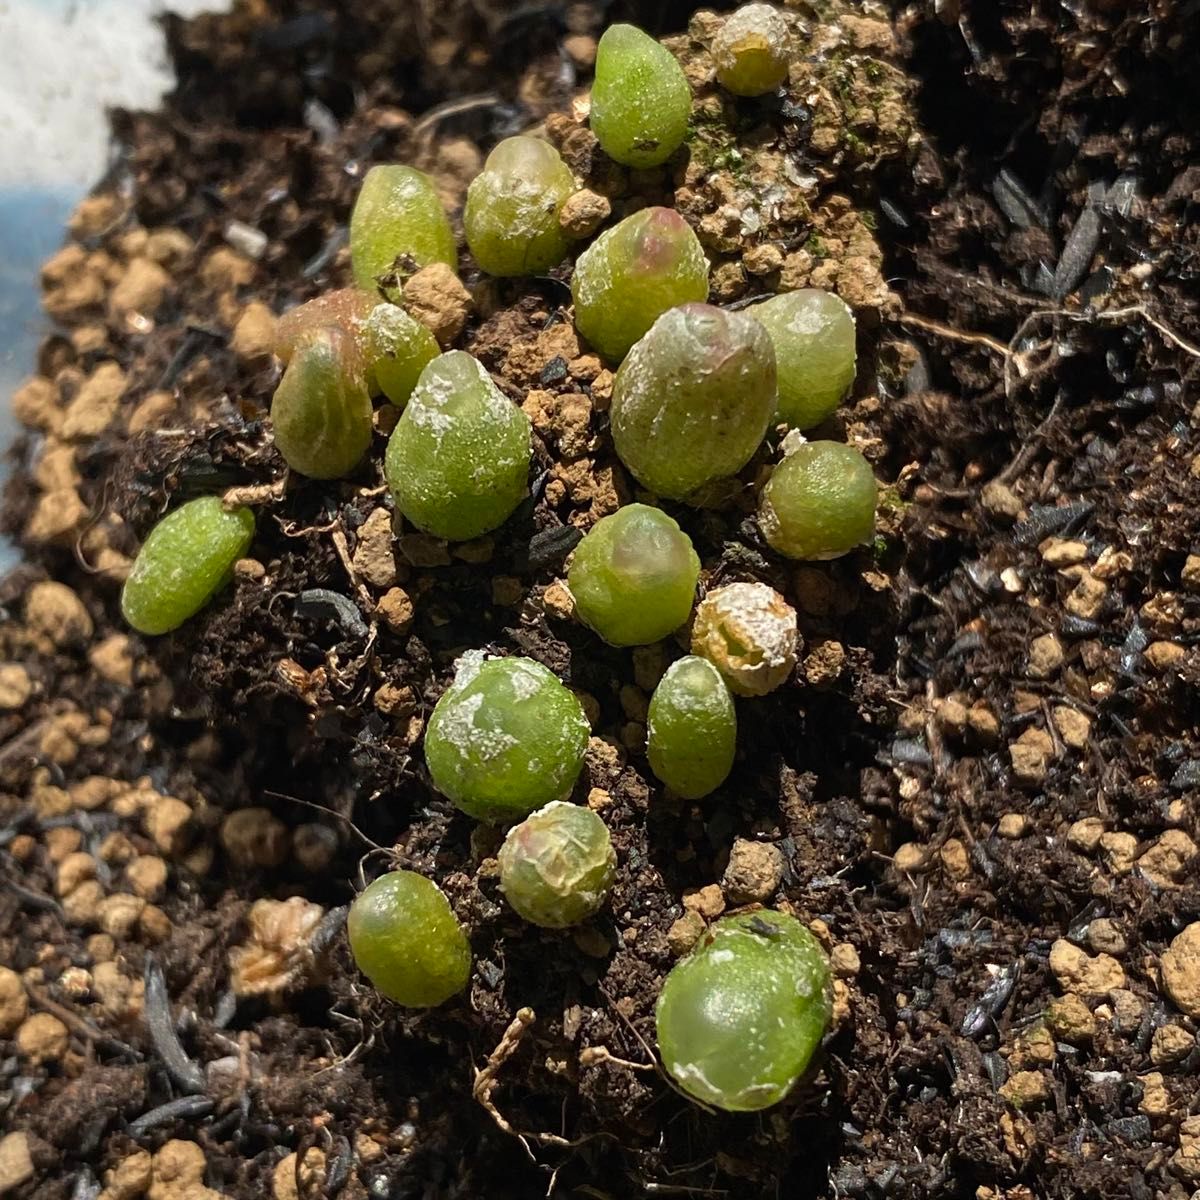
left=656, top=910, right=832, bottom=1111
left=347, top=870, right=471, bottom=1007
left=571, top=207, right=709, bottom=363
left=646, top=656, right=736, bottom=799
left=275, top=289, right=373, bottom=362
left=424, top=653, right=590, bottom=823
left=271, top=326, right=374, bottom=479
left=349, top=165, right=457, bottom=293
left=690, top=581, right=798, bottom=697
left=121, top=497, right=255, bottom=636
left=567, top=504, right=700, bottom=646
left=712, top=4, right=791, bottom=97
left=276, top=289, right=440, bottom=409
left=498, top=801, right=616, bottom=927
left=590, top=24, right=692, bottom=168
left=610, top=303, right=776, bottom=501
left=748, top=289, right=856, bottom=430
left=759, top=439, right=877, bottom=560
left=384, top=351, right=531, bottom=541
left=464, top=136, right=577, bottom=277
left=361, top=302, right=442, bottom=407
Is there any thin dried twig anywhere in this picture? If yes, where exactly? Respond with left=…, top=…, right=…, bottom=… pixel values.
left=1073, top=302, right=1200, bottom=358
left=412, top=93, right=502, bottom=147
left=898, top=312, right=1009, bottom=357
left=330, top=527, right=376, bottom=615
left=26, top=982, right=135, bottom=1055
left=263, top=789, right=385, bottom=853
left=903, top=299, right=1200, bottom=409
left=472, top=1008, right=603, bottom=1159
left=222, top=475, right=288, bottom=510
left=996, top=392, right=1066, bottom=484
left=578, top=1045, right=658, bottom=1072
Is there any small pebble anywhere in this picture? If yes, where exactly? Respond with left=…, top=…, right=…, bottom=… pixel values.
left=0, top=664, right=33, bottom=710
left=1044, top=993, right=1096, bottom=1043
left=1027, top=633, right=1064, bottom=679
left=1145, top=640, right=1186, bottom=671
left=667, top=911, right=706, bottom=956
left=1136, top=830, right=1197, bottom=888
left=1161, top=922, right=1200, bottom=1017
left=830, top=943, right=860, bottom=977
left=892, top=842, right=930, bottom=874
left=0, top=967, right=29, bottom=1036
left=1049, top=939, right=1125, bottom=997
left=1067, top=816, right=1106, bottom=853
left=1099, top=830, right=1139, bottom=875
left=721, top=839, right=784, bottom=904
left=998, top=813, right=1028, bottom=839
left=16, top=1012, right=70, bottom=1063
left=1149, top=1023, right=1194, bottom=1066
left=0, top=1132, right=35, bottom=1195
left=1087, top=918, right=1127, bottom=957
left=272, top=1148, right=327, bottom=1200
left=682, top=884, right=726, bottom=920
left=939, top=838, right=971, bottom=880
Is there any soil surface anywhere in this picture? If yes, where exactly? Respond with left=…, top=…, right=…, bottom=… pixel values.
left=2, top=3, right=1200, bottom=1200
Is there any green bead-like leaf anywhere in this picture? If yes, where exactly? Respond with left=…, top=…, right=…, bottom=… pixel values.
left=591, top=24, right=692, bottom=168
left=385, top=351, right=531, bottom=541
left=361, top=303, right=440, bottom=407
left=748, top=288, right=856, bottom=430
left=712, top=4, right=791, bottom=97
left=121, top=496, right=254, bottom=636
left=425, top=653, right=590, bottom=823
left=656, top=910, right=832, bottom=1111
left=464, top=136, right=576, bottom=277
left=348, top=870, right=471, bottom=1007
left=759, top=440, right=877, bottom=560
left=498, top=801, right=616, bottom=927
left=571, top=207, right=709, bottom=363
left=349, top=165, right=457, bottom=293
left=611, top=303, right=776, bottom=501
left=276, top=288, right=438, bottom=409
left=272, top=327, right=373, bottom=479
left=567, top=504, right=699, bottom=646
left=646, top=656, right=736, bottom=799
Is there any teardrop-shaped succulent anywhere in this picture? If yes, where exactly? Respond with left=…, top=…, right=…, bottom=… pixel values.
left=590, top=24, right=692, bottom=168
left=758, top=439, right=877, bottom=560
left=464, top=136, right=576, bottom=277
left=656, top=910, right=832, bottom=1111
left=275, top=289, right=374, bottom=362
left=121, top=497, right=255, bottom=636
left=385, top=351, right=531, bottom=541
left=646, top=656, right=736, bottom=799
left=712, top=4, right=791, bottom=97
left=571, top=207, right=709, bottom=363
left=348, top=870, right=471, bottom=1007
left=349, top=165, right=457, bottom=293
left=271, top=326, right=373, bottom=479
left=610, top=303, right=776, bottom=500
left=748, top=289, right=856, bottom=430
left=361, top=303, right=441, bottom=407
left=424, top=653, right=590, bottom=823
left=567, top=504, right=700, bottom=646
left=275, top=288, right=438, bottom=408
